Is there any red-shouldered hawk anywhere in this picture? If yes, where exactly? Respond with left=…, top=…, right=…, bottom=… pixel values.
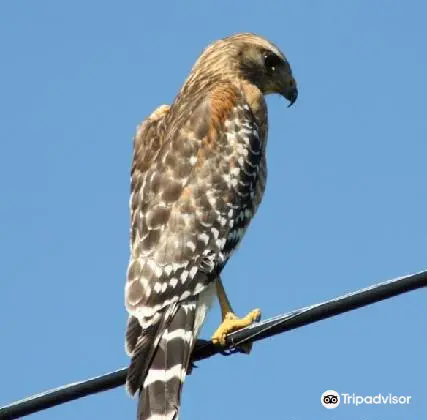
left=125, top=33, right=297, bottom=420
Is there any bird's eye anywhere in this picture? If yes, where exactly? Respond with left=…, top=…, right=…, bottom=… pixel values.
left=264, top=53, right=282, bottom=71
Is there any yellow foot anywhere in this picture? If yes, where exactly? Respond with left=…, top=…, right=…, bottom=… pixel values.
left=211, top=309, right=261, bottom=353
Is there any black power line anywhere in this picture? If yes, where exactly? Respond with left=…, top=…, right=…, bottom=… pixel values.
left=1, top=268, right=426, bottom=420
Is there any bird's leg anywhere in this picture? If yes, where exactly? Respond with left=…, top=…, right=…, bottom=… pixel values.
left=211, top=277, right=261, bottom=353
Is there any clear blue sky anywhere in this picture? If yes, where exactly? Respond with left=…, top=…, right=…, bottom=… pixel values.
left=1, top=1, right=426, bottom=419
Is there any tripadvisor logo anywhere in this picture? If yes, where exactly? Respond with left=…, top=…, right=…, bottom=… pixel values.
left=342, top=393, right=412, bottom=406
left=321, top=390, right=412, bottom=409
left=321, top=390, right=340, bottom=409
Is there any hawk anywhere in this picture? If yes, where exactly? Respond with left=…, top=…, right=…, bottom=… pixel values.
left=125, top=33, right=297, bottom=420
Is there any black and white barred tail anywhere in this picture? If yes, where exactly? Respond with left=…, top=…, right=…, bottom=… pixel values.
left=126, top=284, right=215, bottom=420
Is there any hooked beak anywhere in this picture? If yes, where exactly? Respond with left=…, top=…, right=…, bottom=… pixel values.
left=284, top=76, right=298, bottom=108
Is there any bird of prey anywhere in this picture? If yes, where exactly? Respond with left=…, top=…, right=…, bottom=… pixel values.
left=125, top=32, right=297, bottom=420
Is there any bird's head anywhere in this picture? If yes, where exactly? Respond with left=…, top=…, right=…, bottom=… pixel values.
left=192, top=33, right=298, bottom=107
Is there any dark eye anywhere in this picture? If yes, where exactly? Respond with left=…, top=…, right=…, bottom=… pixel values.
left=264, top=53, right=282, bottom=71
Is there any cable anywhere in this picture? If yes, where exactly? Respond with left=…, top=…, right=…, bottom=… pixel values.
left=0, top=369, right=127, bottom=420
left=1, top=268, right=426, bottom=419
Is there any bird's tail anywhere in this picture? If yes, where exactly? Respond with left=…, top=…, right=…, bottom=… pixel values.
left=126, top=301, right=198, bottom=420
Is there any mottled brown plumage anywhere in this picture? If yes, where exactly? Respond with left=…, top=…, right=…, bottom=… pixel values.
left=125, top=33, right=297, bottom=420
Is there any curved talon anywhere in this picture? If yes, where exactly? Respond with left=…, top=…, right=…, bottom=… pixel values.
left=211, top=309, right=261, bottom=351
